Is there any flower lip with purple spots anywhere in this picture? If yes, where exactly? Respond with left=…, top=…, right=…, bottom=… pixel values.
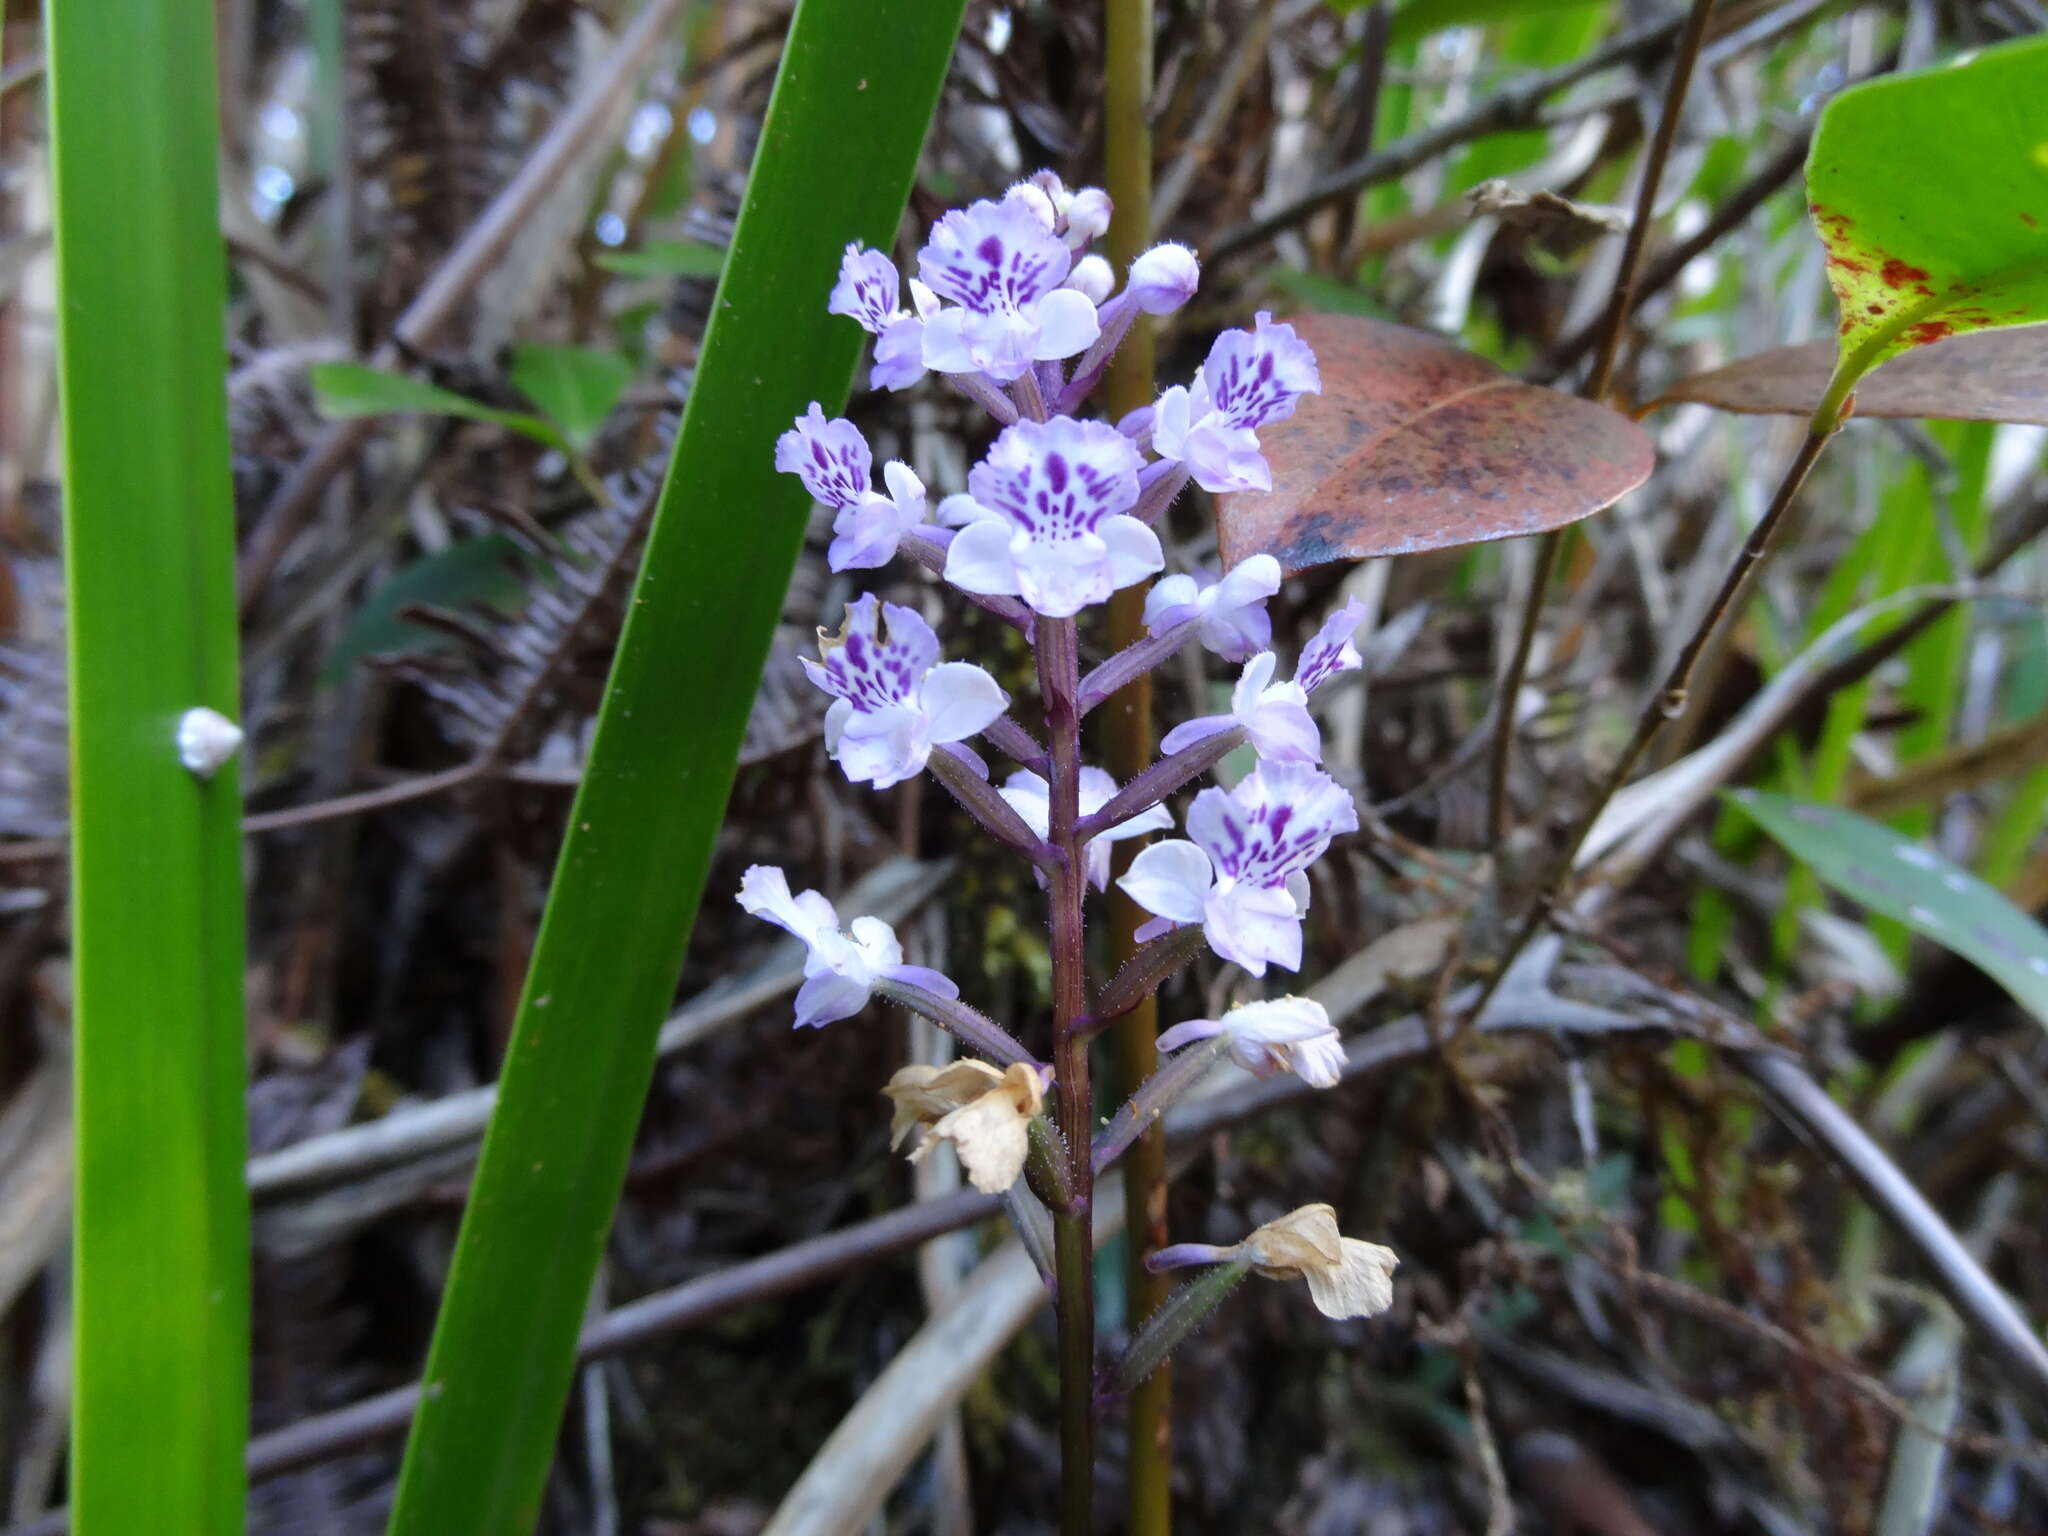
left=1203, top=311, right=1322, bottom=431
left=804, top=594, right=935, bottom=713
left=966, top=416, right=1140, bottom=542
left=828, top=242, right=903, bottom=334
left=1191, top=761, right=1357, bottom=888
left=774, top=403, right=872, bottom=510
left=917, top=192, right=1072, bottom=320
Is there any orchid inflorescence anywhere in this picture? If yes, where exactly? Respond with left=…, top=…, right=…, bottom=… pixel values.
left=738, top=169, right=1395, bottom=1477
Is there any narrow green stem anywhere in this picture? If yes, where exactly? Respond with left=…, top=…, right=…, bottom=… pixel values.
left=1039, top=616, right=1096, bottom=1535
left=1102, top=0, right=1172, bottom=1515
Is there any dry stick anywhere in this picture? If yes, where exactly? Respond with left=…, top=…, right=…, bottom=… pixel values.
left=17, top=956, right=2040, bottom=1532
left=1485, top=0, right=1720, bottom=846
left=1472, top=421, right=1837, bottom=1024
left=1101, top=0, right=1174, bottom=1527
left=234, top=0, right=687, bottom=610
left=1533, top=130, right=1812, bottom=384
left=1204, top=11, right=1688, bottom=263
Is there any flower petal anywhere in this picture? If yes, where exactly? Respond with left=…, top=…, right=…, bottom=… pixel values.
left=1030, top=287, right=1102, bottom=361
left=793, top=969, right=873, bottom=1029
left=920, top=662, right=1009, bottom=743
left=1154, top=1016, right=1225, bottom=1053
left=943, top=518, right=1023, bottom=597
left=1100, top=515, right=1165, bottom=588
left=1117, top=840, right=1214, bottom=926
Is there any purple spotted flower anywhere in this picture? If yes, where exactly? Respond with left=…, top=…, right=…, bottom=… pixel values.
left=801, top=595, right=1008, bottom=789
left=738, top=865, right=958, bottom=1028
left=1152, top=311, right=1323, bottom=493
left=1295, top=597, right=1367, bottom=694
left=1143, top=553, right=1281, bottom=661
left=1155, top=595, right=1369, bottom=763
left=1116, top=763, right=1358, bottom=976
left=827, top=242, right=938, bottom=392
left=940, top=416, right=1162, bottom=618
left=1158, top=651, right=1320, bottom=764
left=917, top=189, right=1101, bottom=383
left=774, top=404, right=928, bottom=571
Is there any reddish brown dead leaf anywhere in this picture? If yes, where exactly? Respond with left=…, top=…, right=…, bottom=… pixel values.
left=1648, top=325, right=2048, bottom=424
left=1215, top=314, right=1654, bottom=575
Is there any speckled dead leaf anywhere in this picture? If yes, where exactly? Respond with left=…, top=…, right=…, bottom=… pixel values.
left=1215, top=314, right=1653, bottom=575
left=1650, top=326, right=2048, bottom=425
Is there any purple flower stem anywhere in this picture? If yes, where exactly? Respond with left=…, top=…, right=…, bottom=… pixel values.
left=1104, top=1252, right=1253, bottom=1397
left=1076, top=727, right=1245, bottom=840
left=1091, top=1034, right=1232, bottom=1175
left=1077, top=924, right=1210, bottom=1035
left=927, top=743, right=1060, bottom=869
left=1076, top=617, right=1200, bottom=716
left=872, top=977, right=1038, bottom=1069
left=1012, top=365, right=1051, bottom=423
left=1038, top=614, right=1096, bottom=1530
left=899, top=529, right=1033, bottom=630
left=946, top=371, right=1019, bottom=425
left=983, top=714, right=1051, bottom=774
left=1130, top=460, right=1189, bottom=528
left=1057, top=288, right=1141, bottom=413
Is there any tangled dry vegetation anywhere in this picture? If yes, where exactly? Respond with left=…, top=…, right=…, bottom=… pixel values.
left=4, top=0, right=2048, bottom=1531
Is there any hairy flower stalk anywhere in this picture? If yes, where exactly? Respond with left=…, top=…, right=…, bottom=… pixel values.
left=739, top=170, right=1397, bottom=1535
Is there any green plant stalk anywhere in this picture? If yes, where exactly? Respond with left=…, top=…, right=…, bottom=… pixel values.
left=1040, top=615, right=1098, bottom=1536
left=47, top=1, right=250, bottom=1531
left=1100, top=0, right=1173, bottom=1527
left=386, top=4, right=967, bottom=1529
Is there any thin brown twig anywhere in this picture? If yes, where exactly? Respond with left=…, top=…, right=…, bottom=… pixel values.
left=1485, top=0, right=1720, bottom=845
left=1473, top=421, right=1836, bottom=1021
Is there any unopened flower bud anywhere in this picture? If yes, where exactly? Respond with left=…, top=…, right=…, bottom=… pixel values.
left=1063, top=187, right=1113, bottom=248
left=1006, top=180, right=1059, bottom=232
left=1066, top=254, right=1114, bottom=306
left=1127, top=242, right=1200, bottom=314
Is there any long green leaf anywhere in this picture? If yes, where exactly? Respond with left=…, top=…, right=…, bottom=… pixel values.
left=47, top=2, right=249, bottom=1532
left=1731, top=790, right=2048, bottom=1031
left=386, top=3, right=967, bottom=1528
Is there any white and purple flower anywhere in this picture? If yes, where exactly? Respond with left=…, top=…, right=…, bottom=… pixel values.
left=774, top=403, right=929, bottom=571
left=1152, top=311, right=1323, bottom=493
left=998, top=767, right=1174, bottom=890
left=1295, top=596, right=1367, bottom=694
left=1155, top=596, right=1370, bottom=763
left=917, top=189, right=1101, bottom=383
left=1156, top=996, right=1345, bottom=1088
left=801, top=595, right=1008, bottom=789
left=1115, top=762, right=1358, bottom=976
left=1143, top=554, right=1282, bottom=662
left=941, top=416, right=1163, bottom=617
left=1158, top=651, right=1320, bottom=764
left=738, top=865, right=958, bottom=1028
left=827, top=242, right=938, bottom=393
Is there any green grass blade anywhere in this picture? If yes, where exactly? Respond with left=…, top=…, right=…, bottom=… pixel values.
left=46, top=2, right=250, bottom=1531
left=386, top=3, right=967, bottom=1528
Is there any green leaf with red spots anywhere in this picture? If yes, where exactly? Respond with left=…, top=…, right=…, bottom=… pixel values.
left=1807, top=35, right=2048, bottom=414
